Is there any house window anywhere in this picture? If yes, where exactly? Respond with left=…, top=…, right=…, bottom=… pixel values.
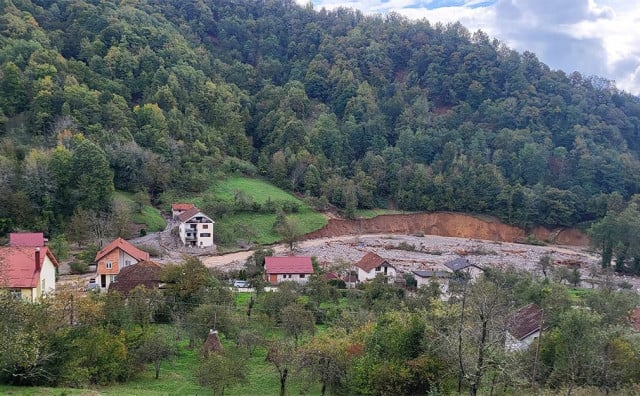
left=200, top=233, right=211, bottom=237
left=109, top=275, right=116, bottom=283
left=41, top=279, right=45, bottom=294
left=300, top=274, right=306, bottom=278
left=125, top=260, right=131, bottom=267
left=9, top=289, right=22, bottom=299
left=106, top=261, right=112, bottom=269
left=375, top=266, right=381, bottom=271
left=203, top=224, right=208, bottom=229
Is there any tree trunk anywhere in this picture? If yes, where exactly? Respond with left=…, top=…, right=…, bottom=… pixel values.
left=279, top=368, right=288, bottom=396
left=470, top=319, right=488, bottom=396
left=457, top=281, right=468, bottom=393
left=321, top=381, right=327, bottom=396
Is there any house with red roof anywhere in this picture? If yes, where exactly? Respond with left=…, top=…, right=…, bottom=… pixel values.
left=0, top=246, right=58, bottom=301
left=505, top=303, right=544, bottom=351
left=354, top=252, right=397, bottom=283
left=9, top=232, right=47, bottom=247
left=95, top=238, right=150, bottom=291
left=171, top=203, right=195, bottom=220
left=178, top=207, right=214, bottom=248
left=264, top=256, right=314, bottom=285
left=109, top=260, right=163, bottom=296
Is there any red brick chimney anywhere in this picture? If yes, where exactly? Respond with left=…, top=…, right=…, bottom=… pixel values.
left=35, top=247, right=41, bottom=272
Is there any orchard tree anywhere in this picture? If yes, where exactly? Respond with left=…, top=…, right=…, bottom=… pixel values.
left=197, top=348, right=248, bottom=396
left=138, top=327, right=177, bottom=379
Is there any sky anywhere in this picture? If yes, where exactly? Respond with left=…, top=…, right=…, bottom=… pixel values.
left=296, top=0, right=640, bottom=95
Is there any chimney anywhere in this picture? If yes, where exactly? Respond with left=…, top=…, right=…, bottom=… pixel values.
left=35, top=247, right=41, bottom=272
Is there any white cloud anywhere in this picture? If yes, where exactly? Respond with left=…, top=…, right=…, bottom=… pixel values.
left=300, top=0, right=640, bottom=95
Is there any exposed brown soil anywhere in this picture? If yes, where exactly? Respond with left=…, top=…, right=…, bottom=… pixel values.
left=303, top=212, right=589, bottom=247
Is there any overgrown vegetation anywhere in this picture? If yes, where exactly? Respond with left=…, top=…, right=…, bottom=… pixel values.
left=1, top=256, right=640, bottom=395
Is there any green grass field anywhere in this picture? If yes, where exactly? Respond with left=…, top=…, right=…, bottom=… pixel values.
left=208, top=177, right=304, bottom=204
left=114, top=191, right=167, bottom=232
left=354, top=208, right=408, bottom=219
left=204, top=177, right=327, bottom=248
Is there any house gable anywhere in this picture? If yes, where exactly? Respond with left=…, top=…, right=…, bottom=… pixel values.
left=0, top=246, right=58, bottom=301
left=355, top=252, right=391, bottom=273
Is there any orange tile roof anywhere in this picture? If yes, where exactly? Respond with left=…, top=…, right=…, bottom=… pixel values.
left=172, top=203, right=195, bottom=211
left=0, top=246, right=58, bottom=288
left=95, top=238, right=149, bottom=263
left=355, top=252, right=390, bottom=272
left=265, top=257, right=313, bottom=274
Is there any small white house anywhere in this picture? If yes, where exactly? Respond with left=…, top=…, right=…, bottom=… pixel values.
left=412, top=270, right=452, bottom=295
left=178, top=208, right=215, bottom=248
left=505, top=303, right=544, bottom=351
left=444, top=257, right=484, bottom=278
left=264, top=256, right=314, bottom=285
left=354, top=252, right=397, bottom=282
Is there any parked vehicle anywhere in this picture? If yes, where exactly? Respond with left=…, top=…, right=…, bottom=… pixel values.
left=233, top=280, right=249, bottom=288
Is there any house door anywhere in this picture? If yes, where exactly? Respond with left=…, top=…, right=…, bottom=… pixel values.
left=100, top=274, right=106, bottom=288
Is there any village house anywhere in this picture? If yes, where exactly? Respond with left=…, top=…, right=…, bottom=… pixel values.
left=264, top=256, right=314, bottom=285
left=178, top=207, right=215, bottom=248
left=412, top=269, right=452, bottom=295
left=108, top=260, right=163, bottom=296
left=9, top=232, right=47, bottom=247
left=95, top=237, right=150, bottom=291
left=444, top=257, right=484, bottom=278
left=171, top=203, right=195, bottom=220
left=505, top=303, right=544, bottom=352
left=0, top=245, right=58, bottom=302
left=354, top=252, right=397, bottom=283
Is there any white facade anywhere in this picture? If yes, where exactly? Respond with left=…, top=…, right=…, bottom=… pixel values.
left=179, top=212, right=215, bottom=247
left=505, top=330, right=540, bottom=352
left=272, top=273, right=310, bottom=284
left=357, top=264, right=397, bottom=282
left=414, top=274, right=450, bottom=296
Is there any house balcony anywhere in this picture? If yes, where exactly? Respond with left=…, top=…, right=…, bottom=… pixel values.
left=185, top=234, right=197, bottom=241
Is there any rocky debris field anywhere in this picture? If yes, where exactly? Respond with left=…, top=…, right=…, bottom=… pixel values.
left=203, top=233, right=600, bottom=277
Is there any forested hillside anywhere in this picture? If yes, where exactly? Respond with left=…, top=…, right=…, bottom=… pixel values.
left=2, top=0, right=640, bottom=236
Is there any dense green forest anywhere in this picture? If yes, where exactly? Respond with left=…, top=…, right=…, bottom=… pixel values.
left=2, top=0, right=640, bottom=237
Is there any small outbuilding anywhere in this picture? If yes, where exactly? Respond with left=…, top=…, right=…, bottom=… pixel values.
left=506, top=303, right=544, bottom=352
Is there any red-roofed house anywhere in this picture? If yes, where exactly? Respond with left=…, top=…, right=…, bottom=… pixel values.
left=95, top=238, right=150, bottom=291
left=172, top=203, right=195, bottom=220
left=354, top=252, right=396, bottom=282
left=0, top=246, right=58, bottom=301
left=109, top=260, right=163, bottom=296
left=9, top=232, right=47, bottom=247
left=506, top=303, right=544, bottom=351
left=264, top=256, right=314, bottom=285
left=178, top=208, right=214, bottom=248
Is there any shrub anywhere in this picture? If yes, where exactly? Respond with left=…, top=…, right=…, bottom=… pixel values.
left=397, top=241, right=416, bottom=251
left=136, top=244, right=162, bottom=257
left=69, top=261, right=90, bottom=274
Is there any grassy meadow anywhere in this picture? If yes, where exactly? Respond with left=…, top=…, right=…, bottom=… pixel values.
left=114, top=191, right=167, bottom=232
left=201, top=177, right=327, bottom=248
